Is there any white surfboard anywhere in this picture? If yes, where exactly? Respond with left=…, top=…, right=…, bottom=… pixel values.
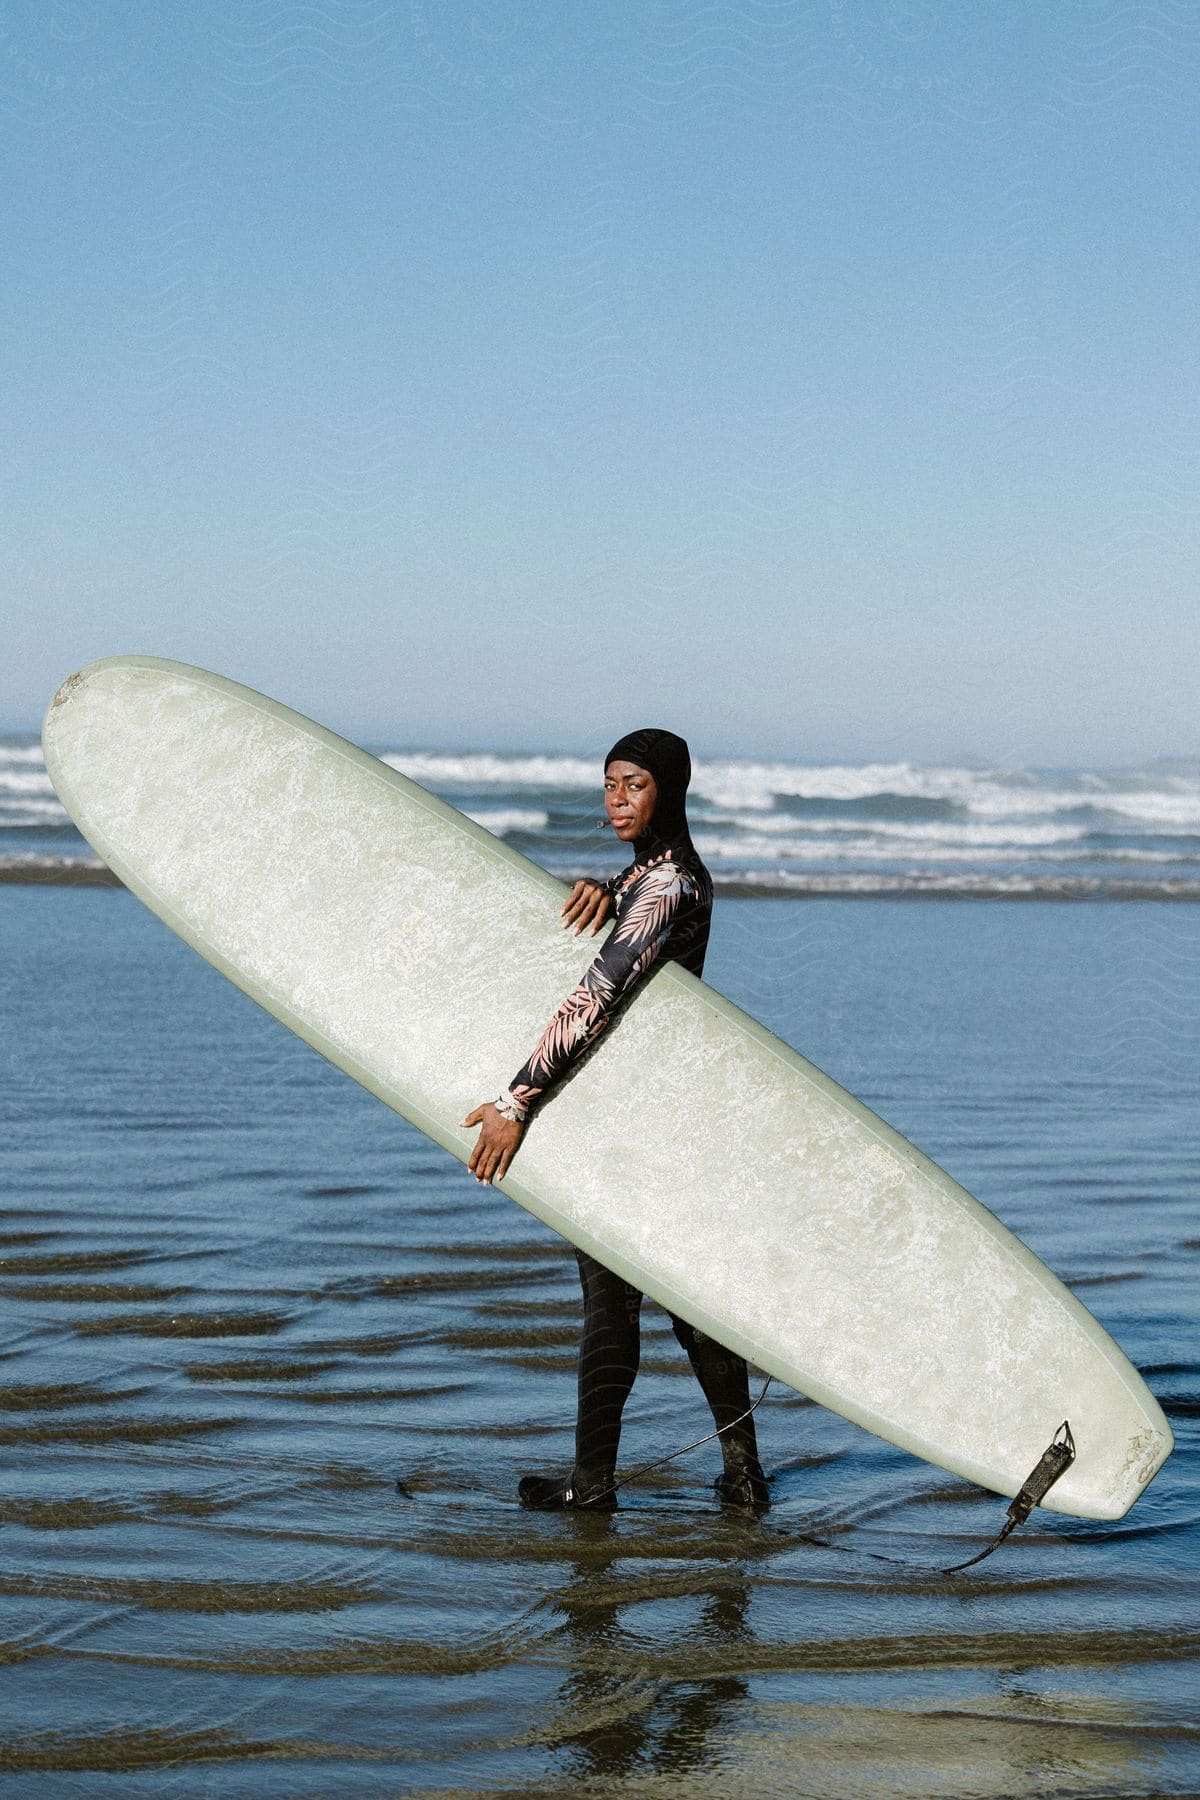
left=42, top=656, right=1172, bottom=1521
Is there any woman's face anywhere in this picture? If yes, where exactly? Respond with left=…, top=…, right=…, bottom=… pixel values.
left=604, top=760, right=657, bottom=843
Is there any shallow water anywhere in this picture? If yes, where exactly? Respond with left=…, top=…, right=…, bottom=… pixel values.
left=1, top=891, right=1197, bottom=1796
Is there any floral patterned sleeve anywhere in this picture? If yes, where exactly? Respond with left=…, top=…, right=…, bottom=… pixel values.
left=495, top=856, right=696, bottom=1124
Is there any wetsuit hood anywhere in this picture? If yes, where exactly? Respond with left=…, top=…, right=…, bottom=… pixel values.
left=605, top=728, right=693, bottom=857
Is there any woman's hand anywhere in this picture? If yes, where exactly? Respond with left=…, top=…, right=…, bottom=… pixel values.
left=561, top=879, right=612, bottom=936
left=461, top=1102, right=524, bottom=1186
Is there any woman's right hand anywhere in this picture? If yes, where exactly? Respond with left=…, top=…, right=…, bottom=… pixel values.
left=561, top=879, right=611, bottom=936
left=461, top=1102, right=524, bottom=1186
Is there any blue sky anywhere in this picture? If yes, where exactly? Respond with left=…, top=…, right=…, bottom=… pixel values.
left=5, top=1, right=1197, bottom=764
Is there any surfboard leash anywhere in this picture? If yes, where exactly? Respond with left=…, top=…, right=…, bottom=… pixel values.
left=774, top=1419, right=1077, bottom=1577
left=941, top=1419, right=1076, bottom=1574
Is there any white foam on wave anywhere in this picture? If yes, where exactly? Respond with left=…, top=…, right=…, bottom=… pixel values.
left=0, top=770, right=56, bottom=795
left=691, top=759, right=1200, bottom=834
left=691, top=759, right=968, bottom=811
left=1087, top=791, right=1200, bottom=830
left=716, top=868, right=1200, bottom=897
left=690, top=832, right=1189, bottom=867
left=0, top=798, right=70, bottom=825
left=689, top=760, right=1118, bottom=817
left=464, top=807, right=550, bottom=836
left=382, top=751, right=597, bottom=788
left=701, top=813, right=1091, bottom=848
left=724, top=868, right=1055, bottom=894
left=0, top=853, right=110, bottom=876
left=953, top=772, right=1200, bottom=827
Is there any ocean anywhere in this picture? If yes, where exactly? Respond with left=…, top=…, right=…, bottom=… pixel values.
left=1, top=743, right=1197, bottom=1795
left=5, top=733, right=1200, bottom=899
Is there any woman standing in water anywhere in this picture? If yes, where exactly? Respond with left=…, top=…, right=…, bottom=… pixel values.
left=462, top=729, right=770, bottom=1513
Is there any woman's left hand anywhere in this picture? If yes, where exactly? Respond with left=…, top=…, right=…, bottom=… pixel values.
left=561, top=878, right=612, bottom=935
left=461, top=1102, right=524, bottom=1186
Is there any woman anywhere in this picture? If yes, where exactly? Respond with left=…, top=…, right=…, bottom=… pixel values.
left=462, top=729, right=769, bottom=1512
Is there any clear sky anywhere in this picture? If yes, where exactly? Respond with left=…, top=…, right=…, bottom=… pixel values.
left=5, top=1, right=1197, bottom=765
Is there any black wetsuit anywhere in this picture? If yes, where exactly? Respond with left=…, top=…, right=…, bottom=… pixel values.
left=499, top=729, right=766, bottom=1509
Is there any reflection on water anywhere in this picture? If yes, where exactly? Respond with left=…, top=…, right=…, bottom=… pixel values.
left=0, top=891, right=1196, bottom=1795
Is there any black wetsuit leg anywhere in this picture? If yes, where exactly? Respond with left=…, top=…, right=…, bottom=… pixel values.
left=573, top=1249, right=643, bottom=1485
left=669, top=1317, right=756, bottom=1462
left=517, top=1248, right=639, bottom=1509
left=670, top=1316, right=770, bottom=1509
